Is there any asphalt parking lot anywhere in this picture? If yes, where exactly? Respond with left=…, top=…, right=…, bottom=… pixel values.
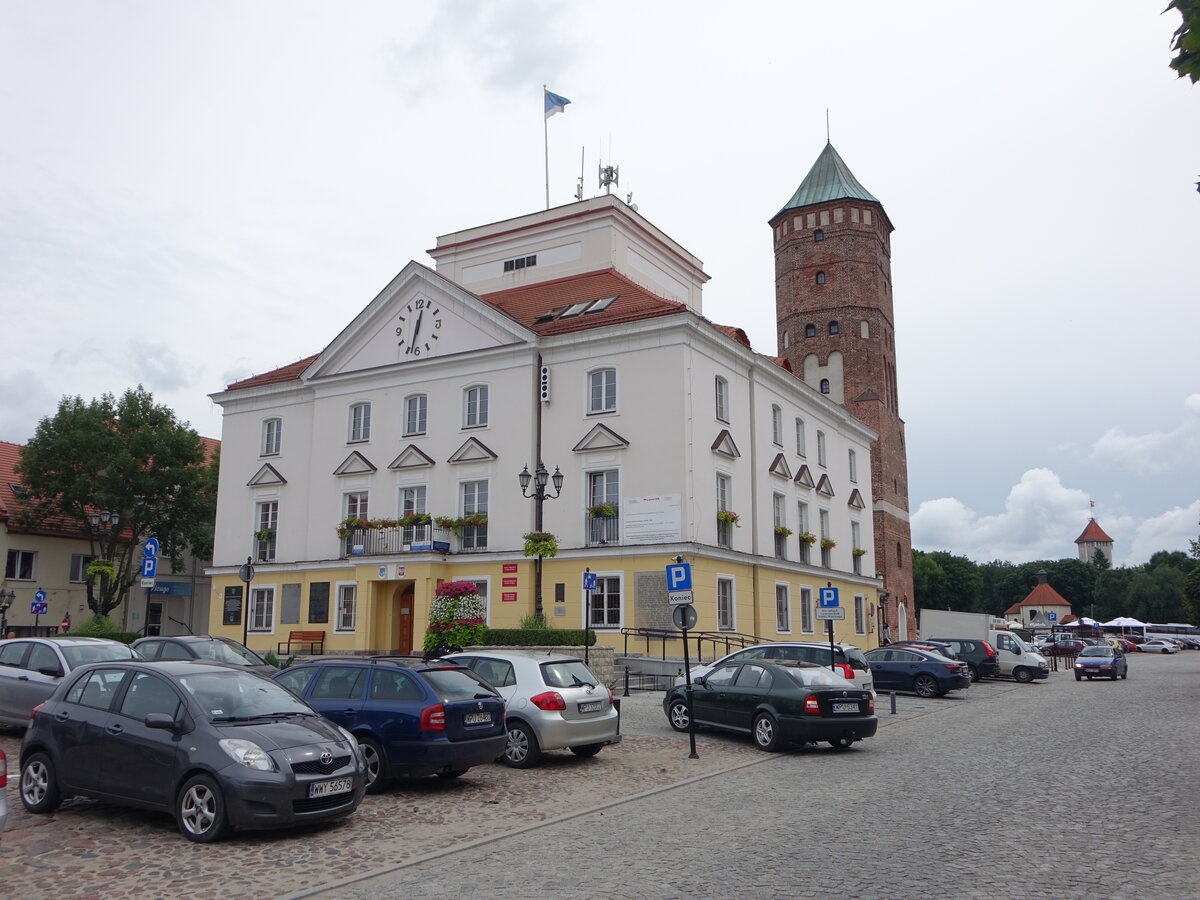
left=2, top=657, right=1195, bottom=899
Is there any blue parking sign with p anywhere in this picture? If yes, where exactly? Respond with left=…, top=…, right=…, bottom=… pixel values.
left=141, top=557, right=158, bottom=578
left=819, top=587, right=839, bottom=608
left=666, top=563, right=692, bottom=592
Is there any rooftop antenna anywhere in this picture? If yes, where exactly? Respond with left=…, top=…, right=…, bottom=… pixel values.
left=599, top=163, right=618, bottom=195
left=575, top=147, right=585, bottom=201
left=826, top=108, right=830, bottom=143
left=626, top=191, right=637, bottom=212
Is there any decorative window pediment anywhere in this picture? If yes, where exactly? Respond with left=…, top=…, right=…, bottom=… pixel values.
left=333, top=451, right=377, bottom=476
left=848, top=488, right=866, bottom=509
left=768, top=453, right=792, bottom=480
left=573, top=423, right=630, bottom=453
left=247, top=463, right=287, bottom=487
left=448, top=437, right=498, bottom=464
left=815, top=474, right=835, bottom=497
left=711, top=429, right=741, bottom=460
left=387, top=445, right=435, bottom=470
left=794, top=465, right=814, bottom=489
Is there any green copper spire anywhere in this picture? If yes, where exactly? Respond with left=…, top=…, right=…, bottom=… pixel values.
left=775, top=142, right=878, bottom=217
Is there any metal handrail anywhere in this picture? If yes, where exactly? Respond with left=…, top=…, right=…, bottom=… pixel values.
left=619, top=627, right=764, bottom=661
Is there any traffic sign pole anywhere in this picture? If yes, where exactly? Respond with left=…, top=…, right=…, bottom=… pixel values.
left=668, top=556, right=699, bottom=760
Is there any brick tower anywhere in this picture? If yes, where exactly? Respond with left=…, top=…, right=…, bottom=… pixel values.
left=770, top=142, right=915, bottom=641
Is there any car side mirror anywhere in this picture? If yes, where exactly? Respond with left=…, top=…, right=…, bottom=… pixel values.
left=144, top=713, right=178, bottom=730
left=692, top=675, right=707, bottom=686
left=39, top=666, right=64, bottom=678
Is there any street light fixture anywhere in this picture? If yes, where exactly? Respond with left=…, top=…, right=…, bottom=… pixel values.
left=0, top=589, right=15, bottom=637
left=87, top=508, right=121, bottom=614
left=518, top=462, right=563, bottom=619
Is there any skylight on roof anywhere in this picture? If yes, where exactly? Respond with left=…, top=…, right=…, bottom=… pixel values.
left=585, top=295, right=617, bottom=313
left=559, top=301, right=592, bottom=318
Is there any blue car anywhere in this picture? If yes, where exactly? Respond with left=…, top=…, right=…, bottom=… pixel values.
left=273, top=657, right=506, bottom=793
left=863, top=646, right=971, bottom=698
left=1074, top=645, right=1128, bottom=681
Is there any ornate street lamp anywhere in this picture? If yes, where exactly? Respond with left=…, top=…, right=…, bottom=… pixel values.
left=0, top=589, right=15, bottom=638
left=518, top=462, right=563, bottom=619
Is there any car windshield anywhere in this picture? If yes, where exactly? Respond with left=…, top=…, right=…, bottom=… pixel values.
left=178, top=670, right=312, bottom=720
left=61, top=642, right=139, bottom=668
left=783, top=666, right=854, bottom=688
left=191, top=639, right=267, bottom=666
left=540, top=660, right=599, bottom=688
left=1080, top=646, right=1114, bottom=657
left=422, top=667, right=497, bottom=700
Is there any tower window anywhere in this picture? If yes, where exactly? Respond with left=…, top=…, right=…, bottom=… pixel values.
left=820, top=379, right=830, bottom=394
left=805, top=324, right=816, bottom=338
left=814, top=229, right=824, bottom=242
left=828, top=321, right=839, bottom=335
left=816, top=272, right=826, bottom=285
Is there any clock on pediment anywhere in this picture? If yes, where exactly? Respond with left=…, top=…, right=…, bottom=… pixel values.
left=396, top=297, right=444, bottom=359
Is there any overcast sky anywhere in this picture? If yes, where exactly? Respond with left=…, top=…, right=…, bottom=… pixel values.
left=2, top=2, right=1196, bottom=568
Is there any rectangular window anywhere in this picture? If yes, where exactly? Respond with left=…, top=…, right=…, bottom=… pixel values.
left=464, top=386, right=488, bottom=428
left=851, top=521, right=862, bottom=575
left=775, top=584, right=790, bottom=633
left=336, top=584, right=357, bottom=632
left=249, top=587, right=275, bottom=632
left=819, top=509, right=831, bottom=568
left=589, top=576, right=622, bottom=628
left=461, top=480, right=489, bottom=550
left=404, top=394, right=428, bottom=436
left=773, top=493, right=787, bottom=559
left=503, top=254, right=537, bottom=272
left=716, top=474, right=732, bottom=548
left=345, top=491, right=368, bottom=520
left=771, top=405, right=783, bottom=446
left=848, top=449, right=857, bottom=483
left=401, top=486, right=428, bottom=544
left=854, top=594, right=866, bottom=634
left=6, top=549, right=36, bottom=580
left=69, top=554, right=96, bottom=583
left=800, top=587, right=814, bottom=633
left=587, top=470, right=620, bottom=545
left=308, top=582, right=330, bottom=624
left=817, top=431, right=827, bottom=467
left=717, top=578, right=735, bottom=631
left=715, top=377, right=728, bottom=423
left=349, top=402, right=372, bottom=442
left=256, top=501, right=279, bottom=562
left=262, top=418, right=281, bottom=456
left=796, top=418, right=806, bottom=457
left=588, top=369, right=617, bottom=414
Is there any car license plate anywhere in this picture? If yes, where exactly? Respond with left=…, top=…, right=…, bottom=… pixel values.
left=578, top=700, right=603, bottom=713
left=832, top=702, right=859, bottom=714
left=308, top=777, right=352, bottom=799
left=464, top=711, right=491, bottom=725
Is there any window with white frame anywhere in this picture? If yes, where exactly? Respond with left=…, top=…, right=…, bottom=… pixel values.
left=848, top=449, right=857, bottom=483
left=250, top=586, right=275, bottom=632
left=797, top=501, right=809, bottom=535
left=256, top=500, right=279, bottom=562
left=336, top=583, right=357, bottom=631
left=854, top=594, right=866, bottom=634
left=715, top=376, right=729, bottom=423
left=401, top=486, right=426, bottom=516
left=717, top=473, right=731, bottom=511
left=819, top=508, right=831, bottom=566
left=588, top=368, right=617, bottom=414
left=775, top=584, right=790, bottom=633
left=463, top=385, right=488, bottom=428
left=771, top=405, right=783, bottom=446
left=262, top=417, right=282, bottom=456
left=461, top=480, right=488, bottom=550
left=796, top=418, right=806, bottom=457
left=6, top=549, right=36, bottom=580
left=819, top=509, right=830, bottom=541
left=717, top=577, right=735, bottom=630
left=404, top=394, right=428, bottom=436
left=589, top=575, right=622, bottom=628
left=800, top=586, right=814, bottom=633
left=349, top=402, right=372, bottom=442
left=70, top=554, right=96, bottom=583
left=773, top=493, right=786, bottom=528
left=589, top=470, right=619, bottom=507
left=344, top=491, right=368, bottom=520
left=817, top=431, right=827, bottom=467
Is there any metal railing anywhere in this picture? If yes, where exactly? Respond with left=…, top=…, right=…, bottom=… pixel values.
left=587, top=514, right=619, bottom=545
left=340, top=525, right=454, bottom=558
left=620, top=627, right=765, bottom=662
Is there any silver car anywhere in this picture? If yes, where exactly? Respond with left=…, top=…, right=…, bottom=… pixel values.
left=0, top=636, right=140, bottom=727
left=447, top=651, right=620, bottom=768
left=0, top=746, right=9, bottom=839
left=675, top=641, right=875, bottom=697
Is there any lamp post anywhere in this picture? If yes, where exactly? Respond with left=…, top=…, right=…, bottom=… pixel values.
left=0, top=589, right=15, bottom=637
left=87, top=509, right=121, bottom=619
left=238, top=557, right=255, bottom=649
left=518, top=462, right=563, bottom=620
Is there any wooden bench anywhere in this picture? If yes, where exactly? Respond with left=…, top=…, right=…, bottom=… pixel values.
left=278, top=630, right=325, bottom=655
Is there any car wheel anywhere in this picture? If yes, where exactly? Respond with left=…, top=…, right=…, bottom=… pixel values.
left=176, top=774, right=231, bottom=843
left=569, top=743, right=604, bottom=758
left=1123, top=670, right=1128, bottom=679
left=1013, top=667, right=1034, bottom=684
left=667, top=698, right=691, bottom=732
left=502, top=720, right=541, bottom=768
left=752, top=713, right=783, bottom=752
left=358, top=736, right=390, bottom=795
left=828, top=737, right=855, bottom=750
left=437, top=768, right=468, bottom=780
left=20, top=752, right=62, bottom=814
left=913, top=674, right=940, bottom=698
left=967, top=664, right=979, bottom=683
left=1111, top=673, right=1118, bottom=680
left=1075, top=673, right=1082, bottom=681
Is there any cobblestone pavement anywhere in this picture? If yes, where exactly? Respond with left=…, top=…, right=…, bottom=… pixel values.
left=1, top=656, right=1196, bottom=899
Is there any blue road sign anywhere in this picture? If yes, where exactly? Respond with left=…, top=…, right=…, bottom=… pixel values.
left=141, top=557, right=158, bottom=578
left=35, top=589, right=47, bottom=604
left=1047, top=612, right=1057, bottom=622
left=144, top=537, right=160, bottom=558
left=583, top=572, right=597, bottom=591
left=818, top=587, right=840, bottom=608
left=31, top=601, right=48, bottom=615
left=665, top=563, right=692, bottom=592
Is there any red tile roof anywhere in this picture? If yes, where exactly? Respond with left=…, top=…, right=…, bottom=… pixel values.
left=226, top=355, right=320, bottom=391
left=1004, top=583, right=1072, bottom=615
left=1075, top=519, right=1113, bottom=543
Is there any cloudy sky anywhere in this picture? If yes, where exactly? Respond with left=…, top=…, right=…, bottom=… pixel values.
left=2, top=2, right=1196, bottom=567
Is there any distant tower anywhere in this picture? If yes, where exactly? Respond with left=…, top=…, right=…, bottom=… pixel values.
left=770, top=142, right=915, bottom=641
left=1075, top=518, right=1114, bottom=566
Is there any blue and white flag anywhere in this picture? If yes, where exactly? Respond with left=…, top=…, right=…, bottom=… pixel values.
left=544, top=89, right=571, bottom=119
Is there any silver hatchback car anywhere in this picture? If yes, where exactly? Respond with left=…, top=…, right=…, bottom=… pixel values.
left=447, top=651, right=620, bottom=768
left=0, top=636, right=140, bottom=727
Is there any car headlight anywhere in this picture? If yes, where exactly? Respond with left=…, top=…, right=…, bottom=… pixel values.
left=336, top=726, right=360, bottom=753
left=1074, top=662, right=1083, bottom=668
left=219, top=738, right=278, bottom=772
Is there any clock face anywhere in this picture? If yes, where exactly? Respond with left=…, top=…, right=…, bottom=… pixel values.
left=396, top=298, right=443, bottom=358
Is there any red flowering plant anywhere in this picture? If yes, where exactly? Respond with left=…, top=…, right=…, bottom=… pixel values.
left=423, top=581, right=487, bottom=655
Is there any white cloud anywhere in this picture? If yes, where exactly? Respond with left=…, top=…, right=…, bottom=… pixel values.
left=1127, top=501, right=1200, bottom=564
left=1087, top=394, right=1200, bottom=474
left=0, top=371, right=58, bottom=443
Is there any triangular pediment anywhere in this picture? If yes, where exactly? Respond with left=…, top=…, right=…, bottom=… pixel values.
left=247, top=463, right=286, bottom=486
left=768, top=453, right=792, bottom=479
left=448, top=437, right=498, bottom=464
left=711, top=429, right=741, bottom=459
left=815, top=474, right=835, bottom=497
left=794, top=465, right=814, bottom=488
left=848, top=488, right=866, bottom=509
left=573, top=423, right=630, bottom=453
left=333, top=451, right=377, bottom=476
left=388, top=445, right=436, bottom=470
left=303, top=262, right=535, bottom=380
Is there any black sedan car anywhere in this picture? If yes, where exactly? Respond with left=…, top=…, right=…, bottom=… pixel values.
left=19, top=659, right=366, bottom=842
left=663, top=660, right=877, bottom=751
left=863, top=646, right=971, bottom=697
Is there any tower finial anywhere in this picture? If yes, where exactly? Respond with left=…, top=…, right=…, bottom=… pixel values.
left=826, top=108, right=830, bottom=143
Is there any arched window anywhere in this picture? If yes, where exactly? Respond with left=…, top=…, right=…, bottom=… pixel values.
left=820, top=379, right=830, bottom=394
left=815, top=271, right=826, bottom=285
left=814, top=229, right=824, bottom=242
left=828, top=321, right=839, bottom=335
left=805, top=323, right=816, bottom=338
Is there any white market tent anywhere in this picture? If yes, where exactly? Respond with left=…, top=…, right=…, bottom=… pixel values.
left=1062, top=616, right=1103, bottom=628
left=1102, top=616, right=1147, bottom=628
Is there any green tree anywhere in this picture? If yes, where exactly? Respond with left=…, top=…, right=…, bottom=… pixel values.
left=911, top=551, right=947, bottom=610
left=1091, top=548, right=1111, bottom=570
left=15, top=387, right=216, bottom=618
left=926, top=551, right=984, bottom=612
left=1167, top=0, right=1200, bottom=83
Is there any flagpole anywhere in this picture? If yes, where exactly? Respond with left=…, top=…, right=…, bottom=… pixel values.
left=543, top=84, right=550, bottom=209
